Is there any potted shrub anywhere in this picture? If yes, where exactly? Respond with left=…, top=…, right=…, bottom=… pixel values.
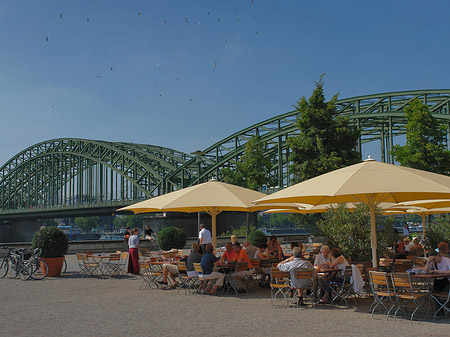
left=248, top=229, right=267, bottom=248
left=31, top=226, right=69, bottom=277
left=157, top=227, right=187, bottom=251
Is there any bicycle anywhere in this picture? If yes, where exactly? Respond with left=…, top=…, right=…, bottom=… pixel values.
left=28, top=248, right=49, bottom=280
left=0, top=246, right=15, bottom=278
left=0, top=247, right=33, bottom=280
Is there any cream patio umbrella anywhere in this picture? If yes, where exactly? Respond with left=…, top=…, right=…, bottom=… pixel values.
left=255, top=159, right=450, bottom=267
left=117, top=179, right=297, bottom=248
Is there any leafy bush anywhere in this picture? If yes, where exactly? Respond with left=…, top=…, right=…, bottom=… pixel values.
left=247, top=229, right=267, bottom=247
left=318, top=203, right=395, bottom=262
left=31, top=227, right=69, bottom=258
left=424, top=215, right=450, bottom=250
left=157, top=227, right=187, bottom=250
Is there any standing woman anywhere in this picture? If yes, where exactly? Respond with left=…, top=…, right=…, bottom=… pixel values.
left=127, top=228, right=141, bottom=274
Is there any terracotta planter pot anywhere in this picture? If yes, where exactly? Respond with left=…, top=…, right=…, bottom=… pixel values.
left=41, top=257, right=64, bottom=277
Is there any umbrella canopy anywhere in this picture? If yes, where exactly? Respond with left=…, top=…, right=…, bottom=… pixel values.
left=255, top=159, right=450, bottom=267
left=118, top=179, right=292, bottom=247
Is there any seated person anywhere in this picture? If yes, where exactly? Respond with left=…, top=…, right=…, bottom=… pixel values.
left=425, top=252, right=450, bottom=292
left=185, top=243, right=202, bottom=278
left=231, top=235, right=238, bottom=244
left=228, top=242, right=254, bottom=278
left=160, top=243, right=200, bottom=287
left=254, top=243, right=269, bottom=260
left=254, top=243, right=270, bottom=283
left=314, top=245, right=330, bottom=284
left=277, top=247, right=313, bottom=306
left=438, top=242, right=450, bottom=258
left=314, top=245, right=330, bottom=269
left=267, top=236, right=283, bottom=259
left=243, top=240, right=258, bottom=260
left=200, top=244, right=224, bottom=295
left=221, top=242, right=237, bottom=263
left=285, top=242, right=303, bottom=262
left=403, top=238, right=411, bottom=252
left=408, top=237, right=423, bottom=255
left=320, top=247, right=350, bottom=304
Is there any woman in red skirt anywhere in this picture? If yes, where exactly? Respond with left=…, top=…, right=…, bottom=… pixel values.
left=127, top=228, right=141, bottom=274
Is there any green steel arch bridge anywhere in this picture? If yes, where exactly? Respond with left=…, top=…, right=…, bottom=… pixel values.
left=1, top=89, right=450, bottom=220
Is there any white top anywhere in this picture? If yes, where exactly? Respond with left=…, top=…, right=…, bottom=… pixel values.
left=314, top=253, right=329, bottom=266
left=128, top=234, right=140, bottom=249
left=436, top=256, right=450, bottom=271
left=198, top=228, right=212, bottom=244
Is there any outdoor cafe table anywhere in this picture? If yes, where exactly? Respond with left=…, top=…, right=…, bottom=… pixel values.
left=411, top=271, right=450, bottom=319
left=87, top=253, right=114, bottom=276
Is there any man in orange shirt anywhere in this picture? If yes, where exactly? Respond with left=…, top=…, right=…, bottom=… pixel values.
left=228, top=242, right=253, bottom=277
left=221, top=242, right=237, bottom=263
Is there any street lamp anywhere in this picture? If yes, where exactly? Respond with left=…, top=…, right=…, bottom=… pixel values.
left=190, top=150, right=207, bottom=235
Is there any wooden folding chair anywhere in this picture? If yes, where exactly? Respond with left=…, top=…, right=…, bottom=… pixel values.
left=292, top=267, right=316, bottom=307
left=270, top=268, right=290, bottom=307
left=329, top=266, right=357, bottom=306
left=82, top=253, right=100, bottom=277
left=193, top=263, right=207, bottom=295
left=104, top=253, right=121, bottom=276
left=138, top=260, right=154, bottom=290
left=369, top=271, right=397, bottom=319
left=76, top=253, right=89, bottom=277
left=391, top=272, right=428, bottom=322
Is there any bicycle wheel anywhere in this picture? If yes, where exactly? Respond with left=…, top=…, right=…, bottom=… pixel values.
left=30, top=259, right=48, bottom=280
left=0, top=257, right=9, bottom=278
left=20, top=263, right=32, bottom=281
left=61, top=258, right=67, bottom=273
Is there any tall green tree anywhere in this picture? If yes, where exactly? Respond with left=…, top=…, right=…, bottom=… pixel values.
left=222, top=134, right=274, bottom=190
left=392, top=98, right=450, bottom=175
left=288, top=75, right=360, bottom=182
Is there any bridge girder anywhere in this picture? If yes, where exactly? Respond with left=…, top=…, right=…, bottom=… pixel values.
left=1, top=89, right=450, bottom=219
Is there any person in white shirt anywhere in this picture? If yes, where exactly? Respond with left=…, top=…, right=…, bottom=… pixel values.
left=425, top=252, right=450, bottom=292
left=198, top=224, right=212, bottom=253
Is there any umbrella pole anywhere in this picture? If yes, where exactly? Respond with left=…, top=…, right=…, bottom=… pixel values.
left=421, top=214, right=426, bottom=239
left=212, top=212, right=217, bottom=250
left=369, top=198, right=378, bottom=268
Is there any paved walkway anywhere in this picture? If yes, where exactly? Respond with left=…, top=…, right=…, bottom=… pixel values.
left=0, top=255, right=448, bottom=337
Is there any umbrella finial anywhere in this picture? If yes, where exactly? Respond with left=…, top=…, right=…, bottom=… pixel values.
left=364, top=155, right=376, bottom=162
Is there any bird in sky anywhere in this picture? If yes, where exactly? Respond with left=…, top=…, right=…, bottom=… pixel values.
left=185, top=17, right=188, bottom=24
left=164, top=19, right=167, bottom=24
left=86, top=17, right=90, bottom=22
left=97, top=75, right=101, bottom=79
left=189, top=98, right=193, bottom=102
left=236, top=18, right=240, bottom=23
left=110, top=67, right=113, bottom=71
left=234, top=9, right=237, bottom=14
left=59, top=13, right=62, bottom=19
left=225, top=39, right=228, bottom=44
left=213, top=62, right=217, bottom=67
left=217, top=18, right=220, bottom=23
left=207, top=11, right=210, bottom=15
left=138, top=12, right=142, bottom=16
left=45, top=36, right=49, bottom=41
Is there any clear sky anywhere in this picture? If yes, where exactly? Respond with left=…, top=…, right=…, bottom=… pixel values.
left=1, top=0, right=450, bottom=166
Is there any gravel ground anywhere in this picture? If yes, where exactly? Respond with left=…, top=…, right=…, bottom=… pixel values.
left=0, top=255, right=448, bottom=337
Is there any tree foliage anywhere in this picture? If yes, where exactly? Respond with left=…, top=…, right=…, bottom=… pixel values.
left=222, top=135, right=275, bottom=190
left=247, top=229, right=267, bottom=247
left=157, top=226, right=187, bottom=250
left=423, top=214, right=450, bottom=250
left=74, top=216, right=99, bottom=231
left=392, top=98, right=450, bottom=175
left=318, top=204, right=396, bottom=262
left=288, top=75, right=360, bottom=182
left=113, top=215, right=144, bottom=230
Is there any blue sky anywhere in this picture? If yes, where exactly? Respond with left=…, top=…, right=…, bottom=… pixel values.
left=1, top=0, right=450, bottom=166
